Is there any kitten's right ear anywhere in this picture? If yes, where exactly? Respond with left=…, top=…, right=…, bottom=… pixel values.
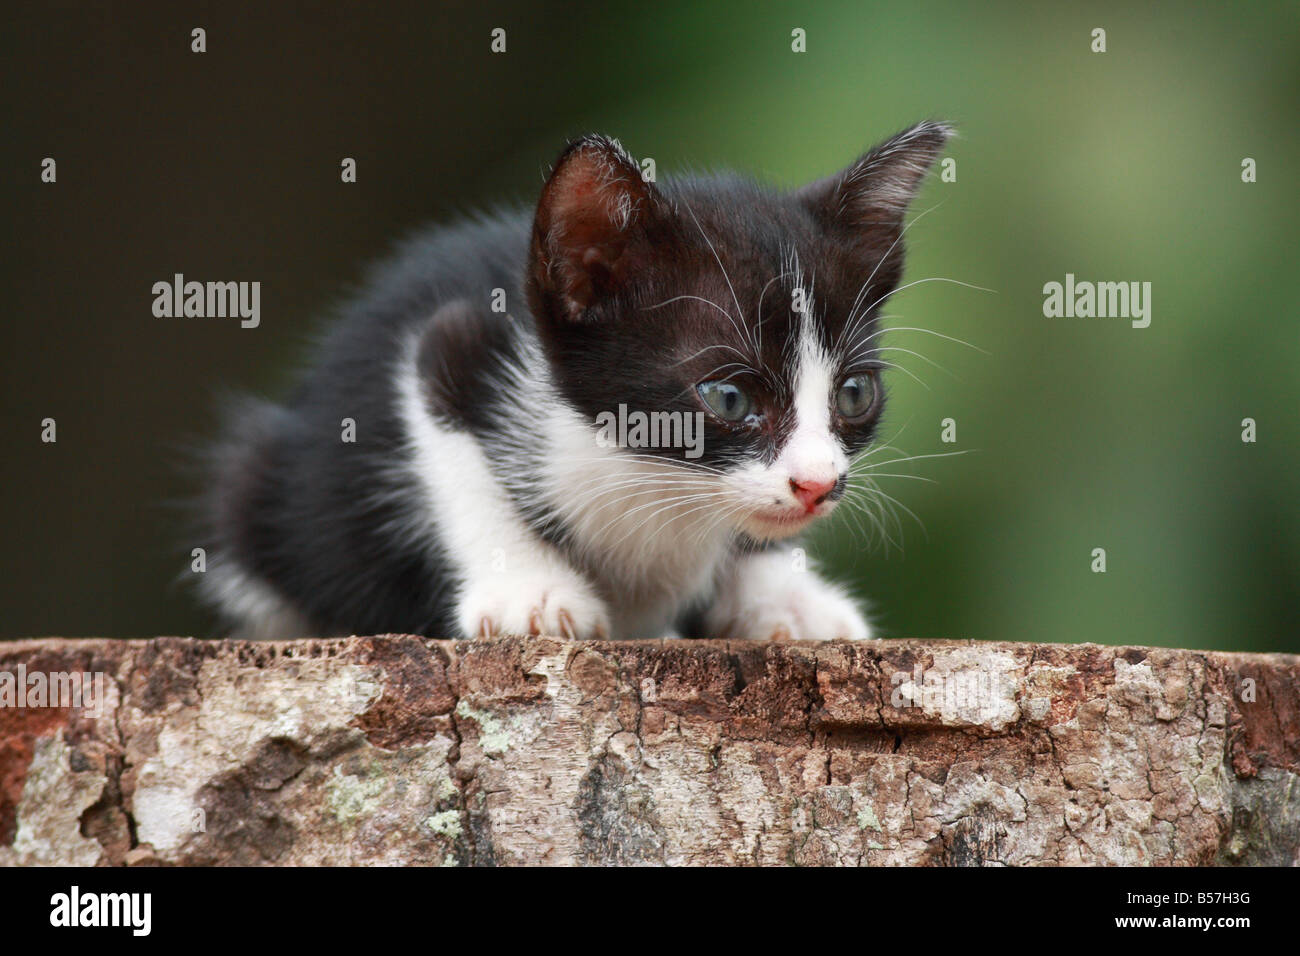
left=528, top=135, right=667, bottom=323
left=799, top=121, right=953, bottom=233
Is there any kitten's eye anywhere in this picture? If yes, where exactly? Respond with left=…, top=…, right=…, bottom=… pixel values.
left=836, top=373, right=876, bottom=421
left=697, top=381, right=753, bottom=422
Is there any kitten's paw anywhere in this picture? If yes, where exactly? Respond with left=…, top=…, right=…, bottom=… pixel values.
left=457, top=565, right=611, bottom=640
left=708, top=556, right=873, bottom=642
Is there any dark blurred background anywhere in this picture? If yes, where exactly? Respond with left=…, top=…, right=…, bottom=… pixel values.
left=3, top=1, right=1296, bottom=650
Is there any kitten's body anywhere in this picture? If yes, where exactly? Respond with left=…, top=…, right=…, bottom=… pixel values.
left=198, top=124, right=951, bottom=641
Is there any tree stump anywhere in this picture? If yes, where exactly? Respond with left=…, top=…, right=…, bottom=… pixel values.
left=1, top=636, right=1296, bottom=865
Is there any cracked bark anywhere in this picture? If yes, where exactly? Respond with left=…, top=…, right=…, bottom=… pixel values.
left=1, top=636, right=1297, bottom=866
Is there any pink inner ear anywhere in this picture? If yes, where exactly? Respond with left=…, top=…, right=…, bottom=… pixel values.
left=553, top=173, right=631, bottom=250
left=581, top=246, right=611, bottom=269
left=560, top=242, right=622, bottom=313
left=541, top=162, right=645, bottom=314
left=530, top=136, right=666, bottom=321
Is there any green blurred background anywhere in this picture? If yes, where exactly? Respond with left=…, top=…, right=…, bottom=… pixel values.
left=2, top=1, right=1296, bottom=650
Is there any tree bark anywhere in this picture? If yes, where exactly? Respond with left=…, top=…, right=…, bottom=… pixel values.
left=1, top=636, right=1296, bottom=866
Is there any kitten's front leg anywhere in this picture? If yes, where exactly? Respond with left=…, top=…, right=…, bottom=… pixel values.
left=409, top=387, right=611, bottom=639
left=456, top=551, right=610, bottom=640
left=705, top=548, right=873, bottom=642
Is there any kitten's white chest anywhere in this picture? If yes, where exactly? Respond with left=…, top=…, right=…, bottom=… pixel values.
left=538, top=410, right=735, bottom=636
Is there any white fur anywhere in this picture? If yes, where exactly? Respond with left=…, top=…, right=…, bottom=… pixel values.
left=397, top=336, right=611, bottom=639
left=705, top=548, right=872, bottom=642
left=724, top=269, right=848, bottom=539
left=533, top=406, right=735, bottom=637
left=781, top=310, right=848, bottom=487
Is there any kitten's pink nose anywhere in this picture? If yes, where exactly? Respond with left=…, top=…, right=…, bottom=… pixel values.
left=789, top=476, right=836, bottom=511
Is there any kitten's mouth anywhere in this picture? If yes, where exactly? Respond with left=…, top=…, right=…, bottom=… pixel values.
left=746, top=506, right=825, bottom=536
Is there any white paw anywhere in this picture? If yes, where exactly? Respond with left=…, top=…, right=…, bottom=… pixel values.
left=457, top=564, right=611, bottom=640
left=707, top=553, right=874, bottom=642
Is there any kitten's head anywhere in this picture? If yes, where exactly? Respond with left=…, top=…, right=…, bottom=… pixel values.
left=526, top=123, right=950, bottom=541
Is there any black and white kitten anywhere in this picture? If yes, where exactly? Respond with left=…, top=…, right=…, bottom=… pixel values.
left=197, top=122, right=951, bottom=642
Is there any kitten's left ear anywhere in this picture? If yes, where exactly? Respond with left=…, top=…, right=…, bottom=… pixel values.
left=528, top=134, right=669, bottom=324
left=800, top=120, right=953, bottom=232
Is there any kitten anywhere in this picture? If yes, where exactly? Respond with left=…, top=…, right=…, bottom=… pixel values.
left=197, top=122, right=951, bottom=641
